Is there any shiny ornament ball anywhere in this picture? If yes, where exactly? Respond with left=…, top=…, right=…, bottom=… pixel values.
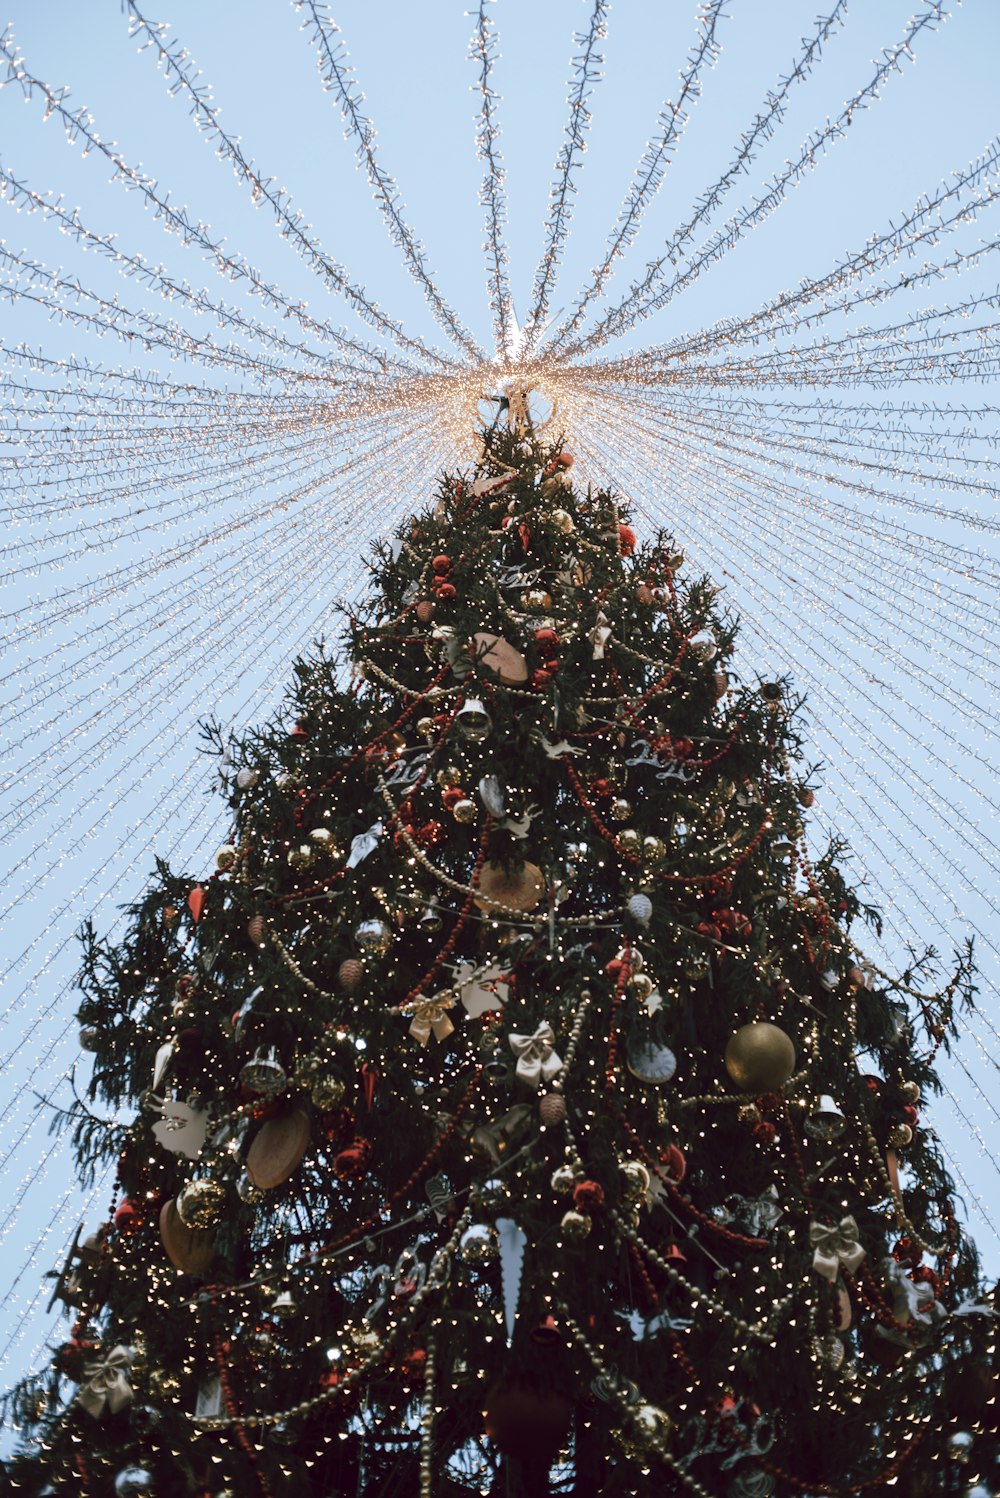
left=79, top=1025, right=100, bottom=1051
left=560, top=1208, right=591, bottom=1241
left=628, top=972, right=655, bottom=1002
left=355, top=918, right=392, bottom=956
left=287, top=843, right=316, bottom=871
left=538, top=1092, right=567, bottom=1127
left=522, top=589, right=553, bottom=612
left=900, top=1080, right=922, bottom=1104
left=338, top=957, right=364, bottom=992
left=618, top=828, right=641, bottom=854
left=471, top=1177, right=510, bottom=1213
left=641, top=836, right=667, bottom=865
left=459, top=1223, right=498, bottom=1265
left=416, top=716, right=436, bottom=738
left=620, top=1161, right=651, bottom=1198
left=236, top=1170, right=265, bottom=1205
left=435, top=581, right=457, bottom=601
left=688, top=627, right=717, bottom=661
left=887, top=1122, right=913, bottom=1148
left=436, top=765, right=463, bottom=789
left=573, top=1180, right=604, bottom=1212
left=114, top=1468, right=154, bottom=1498
left=452, top=797, right=477, bottom=824
left=177, top=1178, right=226, bottom=1229
left=311, top=1076, right=347, bottom=1111
left=236, top=767, right=260, bottom=790
left=627, top=893, right=653, bottom=926
left=619, top=1403, right=672, bottom=1456
left=309, top=826, right=337, bottom=852
left=551, top=1164, right=577, bottom=1195
left=113, top=1197, right=142, bottom=1235
left=215, top=844, right=237, bottom=871
left=724, top=1023, right=796, bottom=1093
left=610, top=797, right=632, bottom=822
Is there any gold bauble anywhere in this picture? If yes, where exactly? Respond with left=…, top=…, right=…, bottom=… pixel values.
left=641, top=836, right=667, bottom=865
left=452, top=798, right=477, bottom=824
left=616, top=1403, right=673, bottom=1459
left=522, top=589, right=553, bottom=612
left=618, top=828, right=641, bottom=854
left=309, top=827, right=338, bottom=854
left=560, top=1209, right=591, bottom=1241
left=609, top=797, right=632, bottom=822
left=215, top=844, right=237, bottom=871
left=176, top=1177, right=227, bottom=1229
left=724, top=1022, right=796, bottom=1093
left=416, top=717, right=436, bottom=738
left=436, top=765, right=462, bottom=789
left=311, top=1076, right=346, bottom=1111
left=737, top=1102, right=762, bottom=1126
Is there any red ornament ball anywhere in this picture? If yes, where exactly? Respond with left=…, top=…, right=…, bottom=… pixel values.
left=753, top=1121, right=778, bottom=1146
left=534, top=627, right=559, bottom=655
left=432, top=555, right=452, bottom=575
left=435, top=581, right=457, bottom=602
left=334, top=1137, right=373, bottom=1179
left=441, top=787, right=466, bottom=812
left=618, top=523, right=637, bottom=555
left=113, top=1197, right=143, bottom=1235
left=572, top=1180, right=605, bottom=1212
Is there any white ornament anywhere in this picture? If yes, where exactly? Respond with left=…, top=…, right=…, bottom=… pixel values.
left=151, top=1099, right=210, bottom=1159
left=236, top=767, right=260, bottom=790
left=627, top=893, right=653, bottom=927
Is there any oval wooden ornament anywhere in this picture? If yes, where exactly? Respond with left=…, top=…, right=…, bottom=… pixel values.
left=474, top=860, right=545, bottom=913
left=247, top=1108, right=311, bottom=1190
left=471, top=631, right=529, bottom=686
left=159, top=1198, right=215, bottom=1277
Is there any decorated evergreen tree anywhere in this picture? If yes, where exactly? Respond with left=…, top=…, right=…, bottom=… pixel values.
left=5, top=406, right=998, bottom=1498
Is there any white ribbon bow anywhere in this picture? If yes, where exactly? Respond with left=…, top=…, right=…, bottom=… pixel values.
left=347, top=822, right=382, bottom=869
left=508, top=1022, right=562, bottom=1089
left=809, top=1216, right=865, bottom=1281
left=76, top=1345, right=133, bottom=1418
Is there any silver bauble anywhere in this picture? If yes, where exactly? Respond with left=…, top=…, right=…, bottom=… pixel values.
left=114, top=1467, right=154, bottom=1498
left=355, top=918, right=392, bottom=956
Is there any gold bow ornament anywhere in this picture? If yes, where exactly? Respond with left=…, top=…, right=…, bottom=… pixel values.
left=406, top=991, right=458, bottom=1046
left=76, top=1345, right=133, bottom=1418
left=508, top=1022, right=562, bottom=1090
left=809, top=1216, right=865, bottom=1282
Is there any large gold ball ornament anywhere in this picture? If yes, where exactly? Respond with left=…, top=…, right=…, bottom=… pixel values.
left=176, top=1178, right=226, bottom=1229
left=452, top=797, right=477, bottom=824
left=416, top=716, right=436, bottom=738
left=616, top=1403, right=673, bottom=1458
left=436, top=765, right=462, bottom=789
left=618, top=828, right=641, bottom=854
left=725, top=1022, right=796, bottom=1093
left=522, top=589, right=553, bottom=612
left=641, top=836, right=667, bottom=865
left=560, top=1209, right=591, bottom=1241
left=610, top=797, right=632, bottom=822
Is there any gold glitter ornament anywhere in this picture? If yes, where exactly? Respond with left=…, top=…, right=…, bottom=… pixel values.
left=560, top=1209, right=591, bottom=1241
left=641, top=836, right=667, bottom=865
left=724, top=1023, right=796, bottom=1093
left=176, top=1178, right=226, bottom=1229
left=610, top=797, right=632, bottom=822
left=436, top=765, right=462, bottom=789
left=618, top=828, right=641, bottom=854
left=452, top=797, right=477, bottom=824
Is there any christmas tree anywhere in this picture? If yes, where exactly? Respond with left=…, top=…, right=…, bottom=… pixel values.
left=5, top=406, right=997, bottom=1498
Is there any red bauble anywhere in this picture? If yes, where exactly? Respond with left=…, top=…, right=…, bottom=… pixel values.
left=591, top=778, right=612, bottom=799
left=618, top=524, right=637, bottom=555
left=572, top=1180, right=605, bottom=1212
left=635, top=583, right=655, bottom=605
left=416, top=820, right=445, bottom=848
left=113, top=1197, right=142, bottom=1235
left=556, top=451, right=574, bottom=469
left=485, top=1383, right=573, bottom=1461
left=531, top=668, right=554, bottom=690
left=432, top=555, right=452, bottom=575
left=533, top=628, right=559, bottom=655
left=441, top=787, right=466, bottom=812
left=435, top=582, right=457, bottom=602
left=334, top=1137, right=372, bottom=1178
left=902, top=1105, right=919, bottom=1127
left=754, top=1121, right=778, bottom=1145
left=54, top=1336, right=100, bottom=1381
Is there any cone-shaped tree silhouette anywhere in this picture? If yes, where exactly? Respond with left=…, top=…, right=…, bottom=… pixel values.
left=5, top=411, right=997, bottom=1498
